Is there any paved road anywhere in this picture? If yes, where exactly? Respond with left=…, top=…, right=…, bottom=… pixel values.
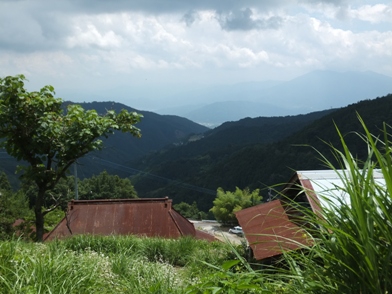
left=191, top=220, right=244, bottom=244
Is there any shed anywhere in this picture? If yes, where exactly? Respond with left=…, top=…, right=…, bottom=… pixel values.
left=236, top=169, right=385, bottom=260
left=44, top=197, right=216, bottom=242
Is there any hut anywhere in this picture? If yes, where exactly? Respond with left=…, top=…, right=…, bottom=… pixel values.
left=44, top=197, right=215, bottom=242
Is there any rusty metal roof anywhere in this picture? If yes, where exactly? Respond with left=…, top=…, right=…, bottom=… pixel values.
left=237, top=169, right=386, bottom=260
left=236, top=199, right=309, bottom=260
left=45, top=197, right=216, bottom=242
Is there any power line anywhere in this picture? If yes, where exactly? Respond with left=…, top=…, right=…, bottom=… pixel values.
left=0, top=151, right=217, bottom=196
left=86, top=155, right=216, bottom=196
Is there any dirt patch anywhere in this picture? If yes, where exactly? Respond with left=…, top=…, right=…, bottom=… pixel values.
left=191, top=220, right=244, bottom=245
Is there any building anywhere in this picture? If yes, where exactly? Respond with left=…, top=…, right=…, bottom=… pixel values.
left=235, top=169, right=385, bottom=260
left=44, top=197, right=216, bottom=242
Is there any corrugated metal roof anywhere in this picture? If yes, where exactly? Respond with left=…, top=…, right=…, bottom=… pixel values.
left=44, top=198, right=216, bottom=242
left=236, top=169, right=385, bottom=260
left=236, top=200, right=309, bottom=260
left=294, top=169, right=385, bottom=211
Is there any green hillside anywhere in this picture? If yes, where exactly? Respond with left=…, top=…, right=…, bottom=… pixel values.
left=131, top=94, right=392, bottom=211
left=0, top=101, right=209, bottom=186
left=2, top=94, right=392, bottom=213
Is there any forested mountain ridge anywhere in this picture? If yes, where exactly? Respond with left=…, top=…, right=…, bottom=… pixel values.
left=1, top=101, right=209, bottom=186
left=2, top=95, right=392, bottom=213
left=131, top=94, right=392, bottom=211
left=135, top=109, right=335, bottom=167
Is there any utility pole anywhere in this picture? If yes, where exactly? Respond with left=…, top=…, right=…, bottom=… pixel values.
left=74, top=163, right=78, bottom=200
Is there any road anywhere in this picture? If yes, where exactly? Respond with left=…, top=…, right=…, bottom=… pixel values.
left=191, top=220, right=244, bottom=245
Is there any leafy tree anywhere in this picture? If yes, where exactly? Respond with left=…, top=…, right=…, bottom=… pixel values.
left=0, top=172, right=32, bottom=239
left=0, top=190, right=32, bottom=240
left=0, top=171, right=12, bottom=191
left=210, top=187, right=262, bottom=225
left=78, top=170, right=138, bottom=199
left=0, top=75, right=142, bottom=241
left=173, top=201, right=206, bottom=220
left=22, top=176, right=75, bottom=211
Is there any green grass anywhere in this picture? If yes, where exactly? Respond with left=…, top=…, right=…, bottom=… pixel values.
left=0, top=235, right=234, bottom=293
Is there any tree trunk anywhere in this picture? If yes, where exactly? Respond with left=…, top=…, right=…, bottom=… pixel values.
left=34, top=187, right=46, bottom=242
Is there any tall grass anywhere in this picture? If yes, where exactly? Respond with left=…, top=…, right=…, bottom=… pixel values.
left=310, top=117, right=392, bottom=293
left=268, top=116, right=392, bottom=293
left=0, top=239, right=114, bottom=293
left=0, top=235, right=234, bottom=293
left=188, top=116, right=392, bottom=293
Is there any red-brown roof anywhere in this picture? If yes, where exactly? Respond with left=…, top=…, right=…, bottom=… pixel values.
left=235, top=199, right=309, bottom=260
left=44, top=198, right=216, bottom=242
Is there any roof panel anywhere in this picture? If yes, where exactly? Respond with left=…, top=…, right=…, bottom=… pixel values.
left=297, top=169, right=386, bottom=210
left=45, top=198, right=217, bottom=242
left=236, top=200, right=309, bottom=260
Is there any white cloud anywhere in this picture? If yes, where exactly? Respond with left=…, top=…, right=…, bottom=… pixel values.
left=67, top=21, right=123, bottom=49
left=349, top=4, right=392, bottom=23
left=0, top=0, right=391, bottom=109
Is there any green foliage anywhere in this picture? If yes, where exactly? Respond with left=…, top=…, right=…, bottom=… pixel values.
left=0, top=171, right=12, bottom=191
left=173, top=201, right=206, bottom=220
left=0, top=241, right=117, bottom=293
left=0, top=189, right=32, bottom=240
left=78, top=170, right=138, bottom=200
left=21, top=176, right=74, bottom=209
left=133, top=94, right=392, bottom=212
left=210, top=187, right=262, bottom=224
left=55, top=234, right=232, bottom=269
left=0, top=235, right=235, bottom=293
left=301, top=116, right=392, bottom=293
left=43, top=208, right=65, bottom=232
left=0, top=75, right=142, bottom=241
left=186, top=241, right=269, bottom=294
left=186, top=259, right=266, bottom=294
left=188, top=116, right=392, bottom=293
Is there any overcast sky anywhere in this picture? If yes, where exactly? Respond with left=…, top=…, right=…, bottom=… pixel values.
left=0, top=0, right=391, bottom=110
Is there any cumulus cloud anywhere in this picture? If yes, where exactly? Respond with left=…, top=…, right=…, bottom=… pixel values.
left=0, top=0, right=391, bottom=100
left=350, top=4, right=392, bottom=23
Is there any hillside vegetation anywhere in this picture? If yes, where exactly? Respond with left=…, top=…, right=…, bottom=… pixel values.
left=2, top=94, right=392, bottom=213
left=132, top=94, right=392, bottom=211
left=1, top=101, right=208, bottom=186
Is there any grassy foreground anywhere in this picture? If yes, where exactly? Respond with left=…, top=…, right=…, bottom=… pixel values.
left=0, top=235, right=239, bottom=293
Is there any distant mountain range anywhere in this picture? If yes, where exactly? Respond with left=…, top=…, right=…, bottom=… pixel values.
left=156, top=70, right=392, bottom=126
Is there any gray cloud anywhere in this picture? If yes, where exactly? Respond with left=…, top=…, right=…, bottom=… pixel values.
left=217, top=8, right=283, bottom=31
left=64, top=0, right=282, bottom=14
left=0, top=1, right=75, bottom=53
left=182, top=10, right=199, bottom=27
left=301, top=0, right=349, bottom=5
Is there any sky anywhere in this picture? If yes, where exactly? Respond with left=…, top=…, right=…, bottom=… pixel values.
left=0, top=0, right=391, bottom=111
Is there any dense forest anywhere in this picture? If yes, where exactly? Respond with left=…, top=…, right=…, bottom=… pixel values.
left=0, top=101, right=208, bottom=187
left=131, top=94, right=392, bottom=211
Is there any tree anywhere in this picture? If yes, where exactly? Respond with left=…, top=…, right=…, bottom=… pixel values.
left=173, top=201, right=206, bottom=220
left=78, top=170, right=138, bottom=199
left=0, top=171, right=12, bottom=191
left=0, top=75, right=142, bottom=241
left=0, top=189, right=32, bottom=240
left=210, top=187, right=262, bottom=225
